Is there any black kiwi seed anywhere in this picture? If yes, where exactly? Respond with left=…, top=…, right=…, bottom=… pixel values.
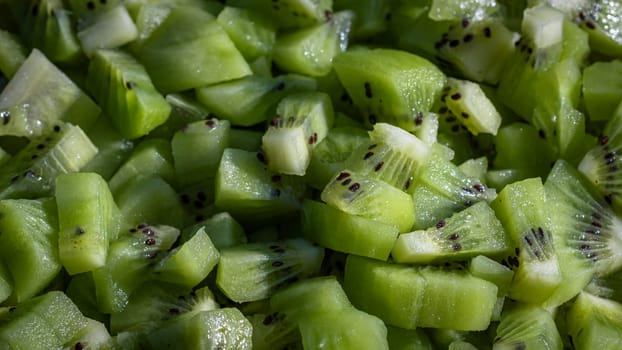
left=53, top=125, right=61, bottom=132
left=74, top=342, right=84, bottom=350
left=256, top=151, right=267, bottom=164
left=324, top=10, right=333, bottom=20
left=272, top=261, right=284, bottom=267
left=463, top=34, right=474, bottom=43
left=143, top=228, right=155, bottom=236
left=461, top=112, right=469, bottom=118
left=341, top=178, right=352, bottom=186
left=461, top=17, right=470, bottom=28
left=86, top=1, right=95, bottom=10
left=145, top=238, right=156, bottom=246
left=263, top=314, right=274, bottom=325
left=452, top=243, right=462, bottom=251
left=449, top=233, right=459, bottom=240
left=363, top=151, right=374, bottom=160
left=585, top=21, right=596, bottom=29
left=348, top=183, right=360, bottom=192
left=483, top=27, right=491, bottom=37
left=137, top=223, right=149, bottom=229
left=0, top=111, right=10, bottom=125
left=197, top=191, right=207, bottom=201
left=404, top=176, right=413, bottom=190
left=599, top=135, right=609, bottom=145
left=368, top=114, right=377, bottom=124
left=449, top=39, right=460, bottom=47
left=364, top=82, right=373, bottom=98
left=436, top=220, right=446, bottom=229
left=336, top=172, right=350, bottom=180
left=450, top=92, right=462, bottom=100
left=180, top=194, right=190, bottom=204
left=205, top=119, right=216, bottom=128
left=368, top=144, right=377, bottom=150
left=74, top=227, right=85, bottom=235
left=374, top=161, right=384, bottom=172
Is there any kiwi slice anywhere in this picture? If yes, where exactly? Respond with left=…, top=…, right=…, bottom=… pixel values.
left=261, top=91, right=335, bottom=176
left=392, top=201, right=508, bottom=264
left=0, top=198, right=60, bottom=303
left=578, top=106, right=622, bottom=211
left=215, top=238, right=324, bottom=303
left=109, top=281, right=218, bottom=334
left=544, top=160, right=622, bottom=306
left=344, top=122, right=431, bottom=193
left=332, top=48, right=446, bottom=131
left=321, top=169, right=415, bottom=232
left=566, top=292, right=622, bottom=349
left=443, top=77, right=502, bottom=136
left=493, top=304, right=562, bottom=350
left=492, top=177, right=563, bottom=304
left=91, top=223, right=180, bottom=313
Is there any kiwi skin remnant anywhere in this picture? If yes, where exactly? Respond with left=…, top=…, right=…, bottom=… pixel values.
left=4, top=1, right=622, bottom=348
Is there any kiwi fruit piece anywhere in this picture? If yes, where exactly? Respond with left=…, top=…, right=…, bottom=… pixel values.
left=216, top=238, right=324, bottom=303
left=493, top=304, right=562, bottom=350
left=392, top=201, right=508, bottom=264
left=566, top=291, right=622, bottom=350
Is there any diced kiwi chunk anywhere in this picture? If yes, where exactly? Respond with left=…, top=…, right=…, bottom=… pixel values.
left=181, top=211, right=247, bottom=249
left=0, top=198, right=60, bottom=303
left=81, top=115, right=134, bottom=181
left=344, top=122, right=431, bottom=193
left=153, top=227, right=220, bottom=288
left=333, top=48, right=446, bottom=130
left=196, top=74, right=316, bottom=127
left=87, top=49, right=171, bottom=139
left=273, top=11, right=352, bottom=77
left=321, top=170, right=415, bottom=232
left=216, top=238, right=324, bottom=303
left=301, top=199, right=399, bottom=260
left=344, top=255, right=497, bottom=331
left=145, top=308, right=252, bottom=349
left=247, top=312, right=300, bottom=350
left=108, top=138, right=175, bottom=195
left=492, top=177, right=563, bottom=304
left=214, top=148, right=306, bottom=224
left=171, top=117, right=230, bottom=186
left=493, top=305, right=562, bottom=350
left=543, top=160, right=619, bottom=306
left=92, top=223, right=179, bottom=313
left=566, top=292, right=622, bottom=350
left=55, top=172, right=121, bottom=275
left=63, top=317, right=113, bottom=350
left=0, top=29, right=27, bottom=78
left=217, top=6, right=276, bottom=61
left=77, top=4, right=139, bottom=56
left=582, top=60, right=622, bottom=121
left=0, top=123, right=98, bottom=200
left=0, top=291, right=89, bottom=350
left=392, top=201, right=508, bottom=263
left=411, top=145, right=496, bottom=229
left=443, top=77, right=502, bottom=135
left=262, top=91, right=335, bottom=175
left=137, top=6, right=251, bottom=93
left=109, top=281, right=218, bottom=335
left=228, top=0, right=333, bottom=29
left=0, top=49, right=100, bottom=137
left=386, top=326, right=434, bottom=350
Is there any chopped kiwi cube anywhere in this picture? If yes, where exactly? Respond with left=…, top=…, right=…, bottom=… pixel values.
left=181, top=211, right=247, bottom=250
left=171, top=118, right=230, bottom=186
left=137, top=6, right=252, bottom=93
left=145, top=308, right=253, bottom=350
left=443, top=77, right=502, bottom=136
left=91, top=223, right=180, bottom=313
left=0, top=123, right=98, bottom=200
left=0, top=198, right=60, bottom=303
left=62, top=317, right=113, bottom=350
left=333, top=48, right=446, bottom=131
left=214, top=148, right=306, bottom=224
left=392, top=201, right=508, bottom=264
left=0, top=291, right=89, bottom=350
left=216, top=6, right=277, bottom=61
left=273, top=10, right=353, bottom=77
left=344, top=122, right=431, bottom=194
left=109, top=281, right=218, bottom=335
left=77, top=4, right=139, bottom=56
left=215, top=238, right=324, bottom=303
left=21, top=0, right=84, bottom=65
left=228, top=0, right=334, bottom=29
left=153, top=227, right=220, bottom=288
left=0, top=49, right=100, bottom=137
left=566, top=292, right=622, bottom=350
left=87, top=49, right=171, bottom=139
left=492, top=177, right=563, bottom=304
left=107, top=137, right=176, bottom=196
left=262, top=91, right=335, bottom=176
left=55, top=172, right=121, bottom=275
left=468, top=255, right=514, bottom=296
left=196, top=74, right=317, bottom=127
left=0, top=29, right=27, bottom=78
left=321, top=170, right=415, bottom=232
left=493, top=305, right=562, bottom=350
left=301, top=199, right=399, bottom=260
